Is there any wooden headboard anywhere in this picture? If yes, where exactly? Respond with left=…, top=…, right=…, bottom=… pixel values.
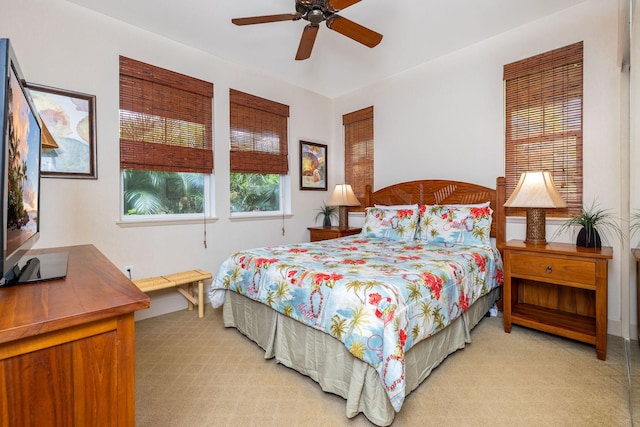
left=365, top=177, right=506, bottom=248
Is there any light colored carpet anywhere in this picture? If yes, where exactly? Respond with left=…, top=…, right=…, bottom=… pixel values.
left=135, top=307, right=633, bottom=426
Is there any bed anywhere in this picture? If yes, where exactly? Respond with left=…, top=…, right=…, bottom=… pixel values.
left=209, top=177, right=506, bottom=426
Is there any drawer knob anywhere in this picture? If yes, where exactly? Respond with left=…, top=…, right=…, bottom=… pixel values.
left=546, top=265, right=553, bottom=273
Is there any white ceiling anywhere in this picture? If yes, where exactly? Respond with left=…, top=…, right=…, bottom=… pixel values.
left=67, top=0, right=588, bottom=98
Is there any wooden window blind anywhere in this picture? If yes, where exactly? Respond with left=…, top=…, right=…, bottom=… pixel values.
left=504, top=41, right=583, bottom=217
left=343, top=106, right=374, bottom=209
left=119, top=56, right=214, bottom=174
left=230, top=89, right=289, bottom=175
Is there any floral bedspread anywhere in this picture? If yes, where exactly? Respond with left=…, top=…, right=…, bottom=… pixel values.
left=208, top=235, right=503, bottom=412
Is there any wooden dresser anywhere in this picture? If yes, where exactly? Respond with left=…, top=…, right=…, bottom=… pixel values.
left=0, top=245, right=150, bottom=426
left=503, top=239, right=612, bottom=360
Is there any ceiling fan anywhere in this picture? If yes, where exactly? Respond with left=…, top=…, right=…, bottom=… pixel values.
left=232, top=0, right=383, bottom=60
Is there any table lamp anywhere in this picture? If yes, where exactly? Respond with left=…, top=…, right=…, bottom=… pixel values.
left=327, top=184, right=360, bottom=229
left=504, top=171, right=567, bottom=245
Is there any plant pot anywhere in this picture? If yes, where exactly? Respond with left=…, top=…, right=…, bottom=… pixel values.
left=576, top=227, right=601, bottom=248
left=323, top=216, right=332, bottom=227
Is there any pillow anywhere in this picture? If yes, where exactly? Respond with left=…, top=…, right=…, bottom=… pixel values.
left=416, top=202, right=493, bottom=246
left=361, top=205, right=419, bottom=241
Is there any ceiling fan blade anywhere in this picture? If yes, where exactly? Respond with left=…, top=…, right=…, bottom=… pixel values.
left=232, top=13, right=301, bottom=26
left=326, top=0, right=362, bottom=11
left=295, top=24, right=319, bottom=60
left=326, top=15, right=382, bottom=48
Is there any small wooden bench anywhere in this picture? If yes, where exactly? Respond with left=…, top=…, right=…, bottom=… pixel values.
left=132, top=269, right=212, bottom=318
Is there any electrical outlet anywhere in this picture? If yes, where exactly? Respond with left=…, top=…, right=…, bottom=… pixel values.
left=124, top=265, right=134, bottom=279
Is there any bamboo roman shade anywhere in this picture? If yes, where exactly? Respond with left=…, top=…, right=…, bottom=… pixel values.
left=230, top=89, right=289, bottom=175
left=343, top=106, right=374, bottom=209
left=119, top=56, right=214, bottom=174
left=504, top=41, right=583, bottom=217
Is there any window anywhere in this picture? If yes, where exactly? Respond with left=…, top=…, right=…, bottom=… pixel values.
left=119, top=56, right=214, bottom=218
left=504, top=42, right=583, bottom=217
left=343, top=106, right=374, bottom=209
left=229, top=89, right=289, bottom=214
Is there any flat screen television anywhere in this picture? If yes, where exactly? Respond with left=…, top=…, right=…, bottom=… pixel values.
left=0, top=38, right=67, bottom=286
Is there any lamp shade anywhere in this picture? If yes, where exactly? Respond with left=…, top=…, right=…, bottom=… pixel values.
left=327, top=184, right=360, bottom=230
left=504, top=171, right=567, bottom=208
left=327, top=184, right=360, bottom=207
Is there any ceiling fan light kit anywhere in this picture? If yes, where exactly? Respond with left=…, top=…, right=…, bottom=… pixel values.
left=232, top=0, right=383, bottom=60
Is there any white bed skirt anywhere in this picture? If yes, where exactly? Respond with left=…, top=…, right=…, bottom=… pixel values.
left=222, top=287, right=500, bottom=426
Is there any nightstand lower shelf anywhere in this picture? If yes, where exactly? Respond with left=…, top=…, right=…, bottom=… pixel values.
left=511, top=303, right=596, bottom=345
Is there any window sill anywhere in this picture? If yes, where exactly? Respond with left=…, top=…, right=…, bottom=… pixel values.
left=117, top=216, right=219, bottom=228
left=229, top=213, right=293, bottom=222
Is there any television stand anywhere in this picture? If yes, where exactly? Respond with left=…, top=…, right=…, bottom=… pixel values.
left=0, top=251, right=69, bottom=286
left=16, top=251, right=69, bottom=283
left=0, top=244, right=150, bottom=425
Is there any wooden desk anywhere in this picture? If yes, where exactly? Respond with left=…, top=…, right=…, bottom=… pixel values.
left=0, top=245, right=150, bottom=426
left=503, top=240, right=612, bottom=360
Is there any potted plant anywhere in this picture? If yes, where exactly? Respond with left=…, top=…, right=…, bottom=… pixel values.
left=553, top=200, right=623, bottom=248
left=315, top=203, right=338, bottom=228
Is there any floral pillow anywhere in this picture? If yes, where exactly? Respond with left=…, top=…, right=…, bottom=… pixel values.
left=416, top=202, right=493, bottom=246
left=361, top=205, right=419, bottom=241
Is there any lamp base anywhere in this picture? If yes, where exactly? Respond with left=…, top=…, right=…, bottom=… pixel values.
left=338, top=206, right=350, bottom=229
left=525, top=207, right=547, bottom=245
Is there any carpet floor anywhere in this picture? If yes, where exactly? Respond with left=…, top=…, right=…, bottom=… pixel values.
left=135, top=307, right=635, bottom=426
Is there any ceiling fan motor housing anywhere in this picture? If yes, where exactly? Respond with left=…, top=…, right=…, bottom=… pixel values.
left=297, top=0, right=336, bottom=24
left=308, top=9, right=327, bottom=24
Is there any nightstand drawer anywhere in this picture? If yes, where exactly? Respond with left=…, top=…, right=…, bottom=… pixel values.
left=510, top=252, right=596, bottom=287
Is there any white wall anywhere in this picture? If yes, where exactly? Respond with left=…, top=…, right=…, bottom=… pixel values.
left=5, top=0, right=630, bottom=335
left=334, top=0, right=627, bottom=336
left=4, top=0, right=336, bottom=319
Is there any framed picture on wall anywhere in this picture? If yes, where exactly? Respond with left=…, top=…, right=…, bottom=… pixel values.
left=300, top=140, right=327, bottom=191
left=25, top=82, right=97, bottom=179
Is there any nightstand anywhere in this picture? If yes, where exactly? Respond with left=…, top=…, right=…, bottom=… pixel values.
left=308, top=226, right=361, bottom=242
left=503, top=239, right=612, bottom=360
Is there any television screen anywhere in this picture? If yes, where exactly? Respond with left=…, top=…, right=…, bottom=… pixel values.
left=0, top=39, right=69, bottom=286
left=6, top=63, right=40, bottom=259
